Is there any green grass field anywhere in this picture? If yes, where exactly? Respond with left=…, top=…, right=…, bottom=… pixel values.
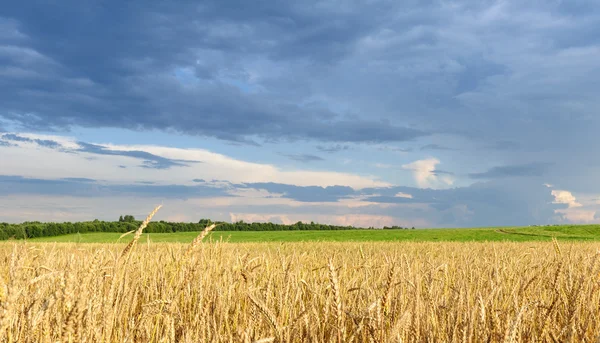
left=24, top=224, right=600, bottom=243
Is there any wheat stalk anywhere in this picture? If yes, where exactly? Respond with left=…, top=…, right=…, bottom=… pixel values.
left=120, top=205, right=162, bottom=258
left=248, top=293, right=280, bottom=336
left=552, top=237, right=562, bottom=256
left=328, top=258, right=344, bottom=343
left=184, top=223, right=216, bottom=256
left=503, top=304, right=527, bottom=343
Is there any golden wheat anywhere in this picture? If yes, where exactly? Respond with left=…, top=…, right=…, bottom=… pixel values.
left=1, top=239, right=600, bottom=342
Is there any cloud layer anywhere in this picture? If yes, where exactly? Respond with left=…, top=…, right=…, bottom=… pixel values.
left=1, top=1, right=600, bottom=226
left=2, top=132, right=594, bottom=227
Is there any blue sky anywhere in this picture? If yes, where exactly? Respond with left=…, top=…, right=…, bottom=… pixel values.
left=1, top=0, right=599, bottom=227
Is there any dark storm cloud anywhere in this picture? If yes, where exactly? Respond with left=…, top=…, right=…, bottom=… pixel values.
left=0, top=1, right=598, bottom=147
left=0, top=1, right=425, bottom=144
left=2, top=1, right=596, bottom=150
left=469, top=163, right=553, bottom=179
left=76, top=142, right=201, bottom=169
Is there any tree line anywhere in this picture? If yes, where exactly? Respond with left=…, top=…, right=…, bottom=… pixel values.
left=0, top=216, right=415, bottom=240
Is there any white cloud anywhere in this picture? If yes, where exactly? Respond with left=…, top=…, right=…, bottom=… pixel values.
left=401, top=158, right=454, bottom=189
left=0, top=132, right=389, bottom=189
left=554, top=209, right=597, bottom=223
left=549, top=189, right=600, bottom=224
left=551, top=190, right=582, bottom=208
left=394, top=192, right=413, bottom=199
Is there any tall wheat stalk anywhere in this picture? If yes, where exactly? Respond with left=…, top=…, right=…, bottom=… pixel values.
left=120, top=205, right=162, bottom=258
left=184, top=224, right=217, bottom=257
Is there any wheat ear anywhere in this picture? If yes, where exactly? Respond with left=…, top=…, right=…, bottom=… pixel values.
left=552, top=237, right=562, bottom=256
left=121, top=205, right=162, bottom=258
left=503, top=304, right=527, bottom=343
left=184, top=224, right=217, bottom=256
left=328, top=258, right=344, bottom=343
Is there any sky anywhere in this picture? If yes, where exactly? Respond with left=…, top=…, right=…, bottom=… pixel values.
left=1, top=0, right=599, bottom=227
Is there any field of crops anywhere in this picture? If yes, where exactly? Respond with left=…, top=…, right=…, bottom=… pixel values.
left=2, top=236, right=600, bottom=342
left=24, top=224, right=600, bottom=243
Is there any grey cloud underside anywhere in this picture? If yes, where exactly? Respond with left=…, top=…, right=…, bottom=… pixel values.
left=420, top=144, right=456, bottom=151
left=1, top=134, right=201, bottom=169
left=432, top=169, right=454, bottom=176
left=316, top=144, right=350, bottom=153
left=0, top=175, right=232, bottom=199
left=361, top=179, right=563, bottom=226
left=281, top=153, right=324, bottom=163
left=230, top=180, right=566, bottom=227
left=236, top=180, right=563, bottom=226
left=1, top=133, right=63, bottom=149
left=32, top=139, right=61, bottom=149
left=61, top=177, right=96, bottom=183
left=244, top=182, right=355, bottom=202
left=76, top=142, right=201, bottom=169
left=378, top=146, right=413, bottom=153
left=0, top=175, right=562, bottom=226
left=487, top=141, right=521, bottom=151
left=2, top=133, right=31, bottom=142
left=468, top=162, right=553, bottom=179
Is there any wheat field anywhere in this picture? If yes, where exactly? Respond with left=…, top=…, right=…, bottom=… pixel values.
left=1, top=235, right=600, bottom=342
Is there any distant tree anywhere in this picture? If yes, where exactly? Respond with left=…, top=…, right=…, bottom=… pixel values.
left=0, top=216, right=396, bottom=242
